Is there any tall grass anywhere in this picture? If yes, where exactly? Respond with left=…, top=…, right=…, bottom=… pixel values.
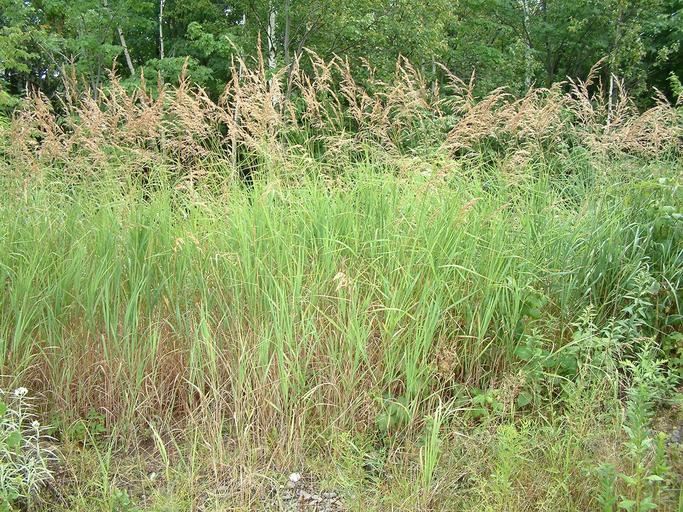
left=1, top=157, right=679, bottom=447
left=6, top=53, right=680, bottom=187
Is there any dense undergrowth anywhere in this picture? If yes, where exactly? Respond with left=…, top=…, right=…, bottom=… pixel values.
left=0, top=56, right=682, bottom=510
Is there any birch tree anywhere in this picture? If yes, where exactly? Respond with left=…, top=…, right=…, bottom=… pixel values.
left=102, top=0, right=135, bottom=75
left=159, top=0, right=165, bottom=59
left=267, top=1, right=277, bottom=70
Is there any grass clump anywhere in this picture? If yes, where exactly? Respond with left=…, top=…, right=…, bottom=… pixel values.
left=0, top=157, right=680, bottom=510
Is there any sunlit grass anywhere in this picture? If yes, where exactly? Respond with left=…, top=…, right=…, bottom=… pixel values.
left=0, top=154, right=681, bottom=510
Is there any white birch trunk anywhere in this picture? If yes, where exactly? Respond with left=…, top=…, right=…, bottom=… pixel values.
left=521, top=0, right=532, bottom=90
left=267, top=4, right=277, bottom=70
left=267, top=3, right=279, bottom=106
left=607, top=73, right=615, bottom=132
left=232, top=13, right=247, bottom=167
left=117, top=26, right=135, bottom=75
left=284, top=0, right=291, bottom=68
left=102, top=0, right=135, bottom=75
left=607, top=3, right=624, bottom=132
left=159, top=0, right=165, bottom=60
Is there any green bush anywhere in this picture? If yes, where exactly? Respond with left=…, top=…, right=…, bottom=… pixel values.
left=0, top=388, right=56, bottom=511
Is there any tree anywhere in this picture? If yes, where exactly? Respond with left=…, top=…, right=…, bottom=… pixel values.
left=0, top=0, right=679, bottom=107
left=0, top=0, right=61, bottom=103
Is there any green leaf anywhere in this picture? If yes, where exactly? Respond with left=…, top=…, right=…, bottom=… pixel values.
left=375, top=411, right=391, bottom=433
left=618, top=499, right=636, bottom=511
left=526, top=307, right=542, bottom=320
left=639, top=496, right=658, bottom=511
left=514, top=346, right=534, bottom=361
left=516, top=391, right=532, bottom=408
left=469, top=407, right=488, bottom=419
left=6, top=430, right=22, bottom=449
left=619, top=473, right=637, bottom=485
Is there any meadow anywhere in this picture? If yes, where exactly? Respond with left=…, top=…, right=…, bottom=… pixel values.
left=0, top=56, right=682, bottom=511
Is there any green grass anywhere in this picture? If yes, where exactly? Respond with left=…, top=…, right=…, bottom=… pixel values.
left=0, top=154, right=681, bottom=510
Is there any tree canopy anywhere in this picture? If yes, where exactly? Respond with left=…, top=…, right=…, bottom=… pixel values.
left=1, top=0, right=681, bottom=110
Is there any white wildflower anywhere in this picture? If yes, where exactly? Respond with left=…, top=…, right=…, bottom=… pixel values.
left=289, top=472, right=302, bottom=485
left=13, top=387, right=28, bottom=397
left=32, top=420, right=40, bottom=429
left=333, top=271, right=350, bottom=291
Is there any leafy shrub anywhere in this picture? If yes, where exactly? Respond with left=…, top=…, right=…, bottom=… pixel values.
left=600, top=341, right=678, bottom=512
left=0, top=388, right=56, bottom=511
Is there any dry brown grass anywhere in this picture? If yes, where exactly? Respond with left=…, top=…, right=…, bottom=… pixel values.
left=5, top=53, right=680, bottom=183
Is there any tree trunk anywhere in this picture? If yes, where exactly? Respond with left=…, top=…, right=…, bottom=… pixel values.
left=232, top=14, right=246, bottom=168
left=607, top=2, right=624, bottom=132
left=92, top=60, right=102, bottom=101
left=267, top=2, right=277, bottom=70
left=284, top=0, right=296, bottom=100
left=284, top=0, right=291, bottom=68
left=607, top=73, right=615, bottom=131
left=521, top=0, right=532, bottom=90
left=540, top=0, right=553, bottom=85
left=159, top=0, right=165, bottom=60
left=117, top=26, right=135, bottom=75
left=103, top=0, right=135, bottom=75
left=267, top=2, right=278, bottom=106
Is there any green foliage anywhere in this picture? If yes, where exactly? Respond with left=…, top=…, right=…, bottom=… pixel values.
left=0, top=0, right=681, bottom=105
left=419, top=403, right=445, bottom=492
left=0, top=388, right=55, bottom=511
left=612, top=342, right=677, bottom=511
left=623, top=176, right=683, bottom=375
left=469, top=388, right=504, bottom=419
left=668, top=72, right=683, bottom=99
left=138, top=57, right=213, bottom=88
left=375, top=394, right=411, bottom=434
left=110, top=489, right=140, bottom=512
left=66, top=409, right=107, bottom=445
